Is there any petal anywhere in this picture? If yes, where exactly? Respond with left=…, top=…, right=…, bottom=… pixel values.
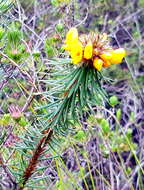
left=72, top=58, right=80, bottom=64
left=62, top=44, right=71, bottom=51
left=84, top=42, right=93, bottom=59
left=71, top=41, right=83, bottom=64
left=110, top=48, right=126, bottom=64
left=93, top=58, right=103, bottom=71
left=66, top=27, right=78, bottom=44
left=103, top=60, right=111, bottom=67
left=100, top=52, right=112, bottom=61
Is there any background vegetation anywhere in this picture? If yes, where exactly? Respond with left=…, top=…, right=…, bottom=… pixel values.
left=0, top=0, right=144, bottom=189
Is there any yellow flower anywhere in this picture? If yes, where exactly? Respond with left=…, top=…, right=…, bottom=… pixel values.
left=70, top=41, right=83, bottom=64
left=100, top=52, right=112, bottom=67
left=103, top=60, right=111, bottom=67
left=100, top=52, right=112, bottom=62
left=110, top=48, right=126, bottom=64
left=84, top=42, right=93, bottom=59
left=65, top=27, right=78, bottom=45
left=93, top=58, right=103, bottom=71
left=63, top=28, right=126, bottom=70
left=63, top=27, right=79, bottom=52
left=62, top=44, right=71, bottom=51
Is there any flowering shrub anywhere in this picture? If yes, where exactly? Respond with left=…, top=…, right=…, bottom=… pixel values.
left=0, top=1, right=143, bottom=190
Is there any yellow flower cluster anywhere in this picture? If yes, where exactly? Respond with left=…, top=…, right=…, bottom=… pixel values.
left=63, top=28, right=126, bottom=71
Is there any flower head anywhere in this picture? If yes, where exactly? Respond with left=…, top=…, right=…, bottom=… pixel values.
left=65, top=27, right=78, bottom=44
left=71, top=41, right=83, bottom=64
left=63, top=27, right=78, bottom=52
left=63, top=28, right=126, bottom=71
left=93, top=58, right=103, bottom=71
left=109, top=48, right=126, bottom=64
left=84, top=42, right=93, bottom=59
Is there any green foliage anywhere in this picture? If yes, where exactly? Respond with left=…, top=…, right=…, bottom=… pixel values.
left=0, top=113, right=11, bottom=126
left=0, top=0, right=13, bottom=29
left=51, top=0, right=59, bottom=6
left=5, top=56, right=108, bottom=188
left=0, top=113, right=28, bottom=128
left=87, top=109, right=136, bottom=155
left=139, top=0, right=144, bottom=7
left=51, top=0, right=71, bottom=6
left=98, top=115, right=136, bottom=155
left=0, top=27, right=5, bottom=40
left=0, top=0, right=13, bottom=15
left=109, top=95, right=119, bottom=107
left=36, top=58, right=108, bottom=136
left=56, top=23, right=64, bottom=33
left=74, top=130, right=86, bottom=141
left=0, top=22, right=31, bottom=62
left=100, top=118, right=110, bottom=134
left=116, top=108, right=122, bottom=120
left=45, top=38, right=55, bottom=57
left=7, top=27, right=22, bottom=47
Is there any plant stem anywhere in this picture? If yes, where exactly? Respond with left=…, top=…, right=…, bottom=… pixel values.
left=19, top=128, right=53, bottom=190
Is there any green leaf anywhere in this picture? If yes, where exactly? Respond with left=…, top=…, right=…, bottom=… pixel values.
left=74, top=130, right=86, bottom=141
left=109, top=96, right=119, bottom=107
left=116, top=108, right=122, bottom=121
left=100, top=119, right=110, bottom=134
